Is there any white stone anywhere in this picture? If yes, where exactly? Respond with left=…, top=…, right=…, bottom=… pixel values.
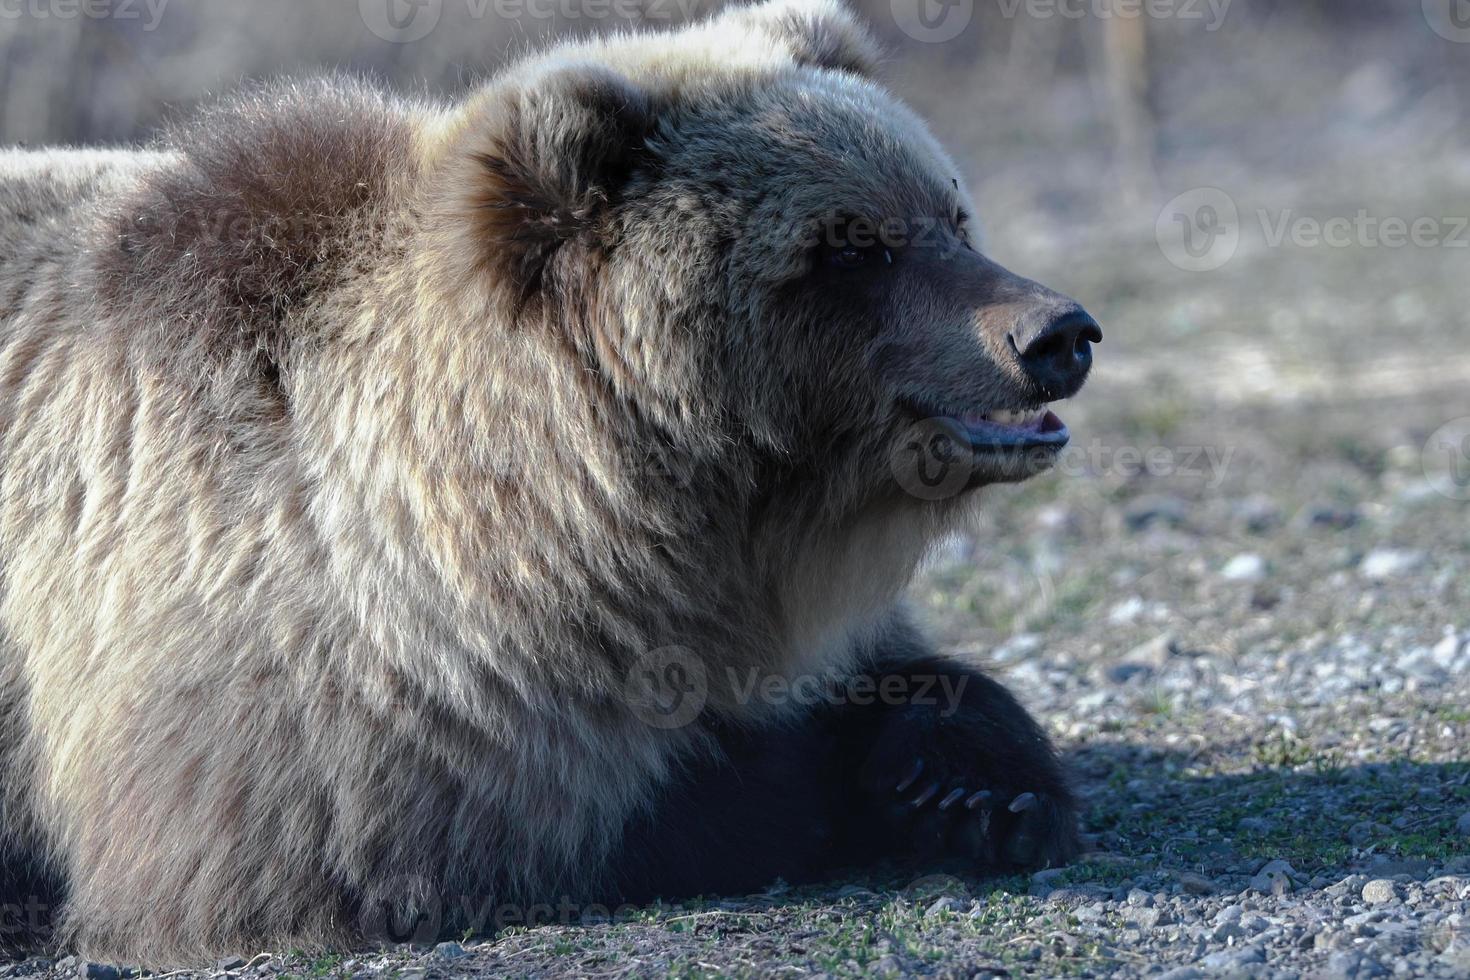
left=1109, top=597, right=1146, bottom=624
left=1361, top=879, right=1399, bottom=905
left=1221, top=553, right=1267, bottom=582
left=993, top=633, right=1042, bottom=663
left=1359, top=549, right=1424, bottom=581
left=1433, top=632, right=1465, bottom=668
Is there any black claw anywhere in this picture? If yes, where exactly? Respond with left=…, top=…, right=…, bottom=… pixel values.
left=1008, top=792, right=1039, bottom=813
left=909, top=780, right=942, bottom=808
left=938, top=787, right=967, bottom=811
left=894, top=758, right=925, bottom=794
left=964, top=790, right=993, bottom=811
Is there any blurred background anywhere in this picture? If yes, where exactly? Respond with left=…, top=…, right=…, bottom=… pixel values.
left=3, top=0, right=1470, bottom=915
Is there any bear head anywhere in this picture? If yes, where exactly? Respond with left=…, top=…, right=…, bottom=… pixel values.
left=431, top=0, right=1100, bottom=525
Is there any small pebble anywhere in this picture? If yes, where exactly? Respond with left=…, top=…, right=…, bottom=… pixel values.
left=432, top=942, right=469, bottom=960
left=1307, top=505, right=1361, bottom=530
left=1221, top=553, right=1267, bottom=582
left=1175, top=872, right=1217, bottom=895
left=1124, top=495, right=1190, bottom=531
left=925, top=896, right=962, bottom=917
left=1324, top=949, right=1389, bottom=979
left=1433, top=633, right=1465, bottom=667
left=1238, top=816, right=1274, bottom=835
left=1348, top=821, right=1380, bottom=846
left=1359, top=549, right=1424, bottom=581
left=1031, top=867, right=1068, bottom=888
left=1130, top=907, right=1164, bottom=929
left=1249, top=859, right=1298, bottom=896
left=1105, top=661, right=1153, bottom=684
left=1156, top=969, right=1205, bottom=980
left=1361, top=879, right=1399, bottom=905
left=1201, top=945, right=1266, bottom=969
left=1236, top=496, right=1282, bottom=533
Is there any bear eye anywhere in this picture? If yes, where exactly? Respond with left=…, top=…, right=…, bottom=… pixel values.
left=824, top=243, right=892, bottom=270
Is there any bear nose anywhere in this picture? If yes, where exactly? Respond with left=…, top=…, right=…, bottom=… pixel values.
left=1008, top=306, right=1102, bottom=400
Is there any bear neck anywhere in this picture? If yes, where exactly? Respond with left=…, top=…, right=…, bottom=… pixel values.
left=297, top=249, right=950, bottom=723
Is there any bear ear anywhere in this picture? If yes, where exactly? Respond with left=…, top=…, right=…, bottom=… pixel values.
left=448, top=63, right=655, bottom=299
left=728, top=0, right=883, bottom=78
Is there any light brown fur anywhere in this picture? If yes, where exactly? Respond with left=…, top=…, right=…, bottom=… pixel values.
left=0, top=0, right=1080, bottom=964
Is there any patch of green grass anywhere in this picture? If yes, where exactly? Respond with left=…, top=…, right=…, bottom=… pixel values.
left=278, top=953, right=349, bottom=980
left=1378, top=826, right=1464, bottom=864
left=1138, top=688, right=1175, bottom=719
left=1049, top=858, right=1145, bottom=890
left=1251, top=732, right=1317, bottom=769
left=1237, top=829, right=1354, bottom=868
left=1436, top=706, right=1470, bottom=725
left=809, top=918, right=883, bottom=973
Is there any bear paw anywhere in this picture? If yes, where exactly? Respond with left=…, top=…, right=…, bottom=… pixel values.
left=852, top=703, right=1080, bottom=872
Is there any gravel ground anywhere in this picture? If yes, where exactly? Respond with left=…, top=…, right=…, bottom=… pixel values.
left=5, top=10, right=1470, bottom=980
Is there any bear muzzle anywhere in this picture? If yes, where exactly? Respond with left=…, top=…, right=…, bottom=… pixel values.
left=1006, top=305, right=1103, bottom=403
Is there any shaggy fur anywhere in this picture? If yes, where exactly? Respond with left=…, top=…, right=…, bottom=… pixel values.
left=0, top=0, right=1097, bottom=964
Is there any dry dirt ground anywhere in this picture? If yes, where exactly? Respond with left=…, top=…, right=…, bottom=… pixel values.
left=5, top=10, right=1470, bottom=980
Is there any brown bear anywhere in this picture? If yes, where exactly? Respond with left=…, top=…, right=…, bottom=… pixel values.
left=0, top=0, right=1099, bottom=964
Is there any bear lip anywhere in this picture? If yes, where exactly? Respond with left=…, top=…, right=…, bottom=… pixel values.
left=904, top=401, right=1071, bottom=452
left=960, top=408, right=1069, bottom=450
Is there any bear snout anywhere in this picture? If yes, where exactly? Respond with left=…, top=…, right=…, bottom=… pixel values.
left=1007, top=305, right=1102, bottom=401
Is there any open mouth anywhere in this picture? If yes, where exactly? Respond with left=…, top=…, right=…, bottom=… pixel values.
left=891, top=401, right=1073, bottom=496
left=955, top=407, right=1070, bottom=452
